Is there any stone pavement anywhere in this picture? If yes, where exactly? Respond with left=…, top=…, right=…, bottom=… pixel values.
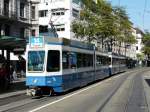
left=0, top=78, right=26, bottom=99
left=143, top=70, right=150, bottom=112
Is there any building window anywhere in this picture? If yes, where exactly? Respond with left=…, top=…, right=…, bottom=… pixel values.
left=72, top=8, right=79, bottom=18
left=39, top=10, right=48, bottom=17
left=20, top=28, right=25, bottom=38
left=52, top=11, right=65, bottom=16
left=31, top=30, right=36, bottom=36
left=4, top=0, right=9, bottom=16
left=31, top=6, right=35, bottom=19
left=51, top=8, right=66, bottom=16
left=5, top=25, right=10, bottom=36
left=39, top=25, right=48, bottom=33
left=20, top=3, right=25, bottom=17
left=72, top=0, right=80, bottom=4
left=136, top=46, right=138, bottom=50
left=54, top=24, right=65, bottom=32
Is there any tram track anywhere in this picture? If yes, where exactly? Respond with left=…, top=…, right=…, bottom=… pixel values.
left=1, top=96, right=57, bottom=112
left=97, top=72, right=131, bottom=112
left=1, top=68, right=149, bottom=112
left=0, top=94, right=28, bottom=106
left=0, top=70, right=130, bottom=112
left=98, top=68, right=150, bottom=112
left=124, top=72, right=149, bottom=112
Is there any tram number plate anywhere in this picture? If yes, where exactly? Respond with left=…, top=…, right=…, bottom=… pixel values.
left=30, top=36, right=44, bottom=48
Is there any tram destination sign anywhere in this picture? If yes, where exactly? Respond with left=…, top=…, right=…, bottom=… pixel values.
left=30, top=36, right=44, bottom=48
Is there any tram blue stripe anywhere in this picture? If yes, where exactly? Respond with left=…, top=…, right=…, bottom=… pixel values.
left=26, top=68, right=110, bottom=92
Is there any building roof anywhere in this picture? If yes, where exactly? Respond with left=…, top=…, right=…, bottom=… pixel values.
left=134, top=27, right=144, bottom=35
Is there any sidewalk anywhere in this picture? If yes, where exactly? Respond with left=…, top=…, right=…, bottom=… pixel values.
left=0, top=78, right=26, bottom=99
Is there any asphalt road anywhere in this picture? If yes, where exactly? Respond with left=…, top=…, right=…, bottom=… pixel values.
left=0, top=67, right=150, bottom=112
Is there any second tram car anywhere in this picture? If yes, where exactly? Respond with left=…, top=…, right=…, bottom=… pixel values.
left=26, top=37, right=126, bottom=96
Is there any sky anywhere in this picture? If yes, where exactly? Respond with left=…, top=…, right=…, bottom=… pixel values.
left=107, top=0, right=150, bottom=32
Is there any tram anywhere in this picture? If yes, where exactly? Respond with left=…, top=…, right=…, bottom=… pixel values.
left=26, top=37, right=126, bottom=96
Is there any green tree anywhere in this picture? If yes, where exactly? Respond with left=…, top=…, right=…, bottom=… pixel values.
left=113, top=7, right=136, bottom=51
left=71, top=0, right=136, bottom=52
left=72, top=20, right=85, bottom=39
left=136, top=53, right=144, bottom=61
left=142, top=31, right=150, bottom=58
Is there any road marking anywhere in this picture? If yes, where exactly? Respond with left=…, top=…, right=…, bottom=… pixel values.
left=29, top=72, right=131, bottom=112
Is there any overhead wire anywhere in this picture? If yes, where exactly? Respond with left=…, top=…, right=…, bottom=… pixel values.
left=143, top=0, right=147, bottom=30
left=118, top=0, right=121, bottom=6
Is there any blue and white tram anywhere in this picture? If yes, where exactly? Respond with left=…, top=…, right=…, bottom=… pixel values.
left=26, top=37, right=126, bottom=96
left=110, top=55, right=127, bottom=75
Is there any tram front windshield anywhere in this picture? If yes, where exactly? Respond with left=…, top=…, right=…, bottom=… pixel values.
left=28, top=51, right=45, bottom=72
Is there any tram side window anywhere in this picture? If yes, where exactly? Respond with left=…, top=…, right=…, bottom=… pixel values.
left=77, top=53, right=83, bottom=68
left=96, top=55, right=102, bottom=66
left=69, top=52, right=77, bottom=68
left=63, top=52, right=93, bottom=69
left=77, top=53, right=93, bottom=68
left=102, top=56, right=109, bottom=65
left=88, top=54, right=93, bottom=67
left=62, top=51, right=69, bottom=69
left=120, top=59, right=125, bottom=65
left=47, top=50, right=60, bottom=72
left=96, top=56, right=110, bottom=66
left=112, top=58, right=120, bottom=65
left=62, top=51, right=77, bottom=69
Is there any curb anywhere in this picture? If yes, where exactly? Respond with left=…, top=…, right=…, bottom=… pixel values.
left=0, top=90, right=26, bottom=99
left=0, top=80, right=26, bottom=99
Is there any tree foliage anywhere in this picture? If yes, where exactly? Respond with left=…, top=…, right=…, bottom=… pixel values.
left=71, top=0, right=136, bottom=49
left=142, top=32, right=150, bottom=56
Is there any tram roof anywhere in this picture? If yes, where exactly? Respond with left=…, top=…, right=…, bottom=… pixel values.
left=29, top=37, right=127, bottom=59
left=44, top=37, right=95, bottom=50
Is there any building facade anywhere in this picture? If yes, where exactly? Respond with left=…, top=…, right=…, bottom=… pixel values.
left=39, top=0, right=81, bottom=39
left=0, top=0, right=39, bottom=60
left=38, top=0, right=139, bottom=61
left=134, top=28, right=144, bottom=55
left=0, top=0, right=39, bottom=39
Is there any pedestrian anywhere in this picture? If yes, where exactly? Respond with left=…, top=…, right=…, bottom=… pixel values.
left=21, top=70, right=25, bottom=78
left=0, top=63, right=3, bottom=91
left=10, top=64, right=14, bottom=82
left=0, top=63, right=7, bottom=90
left=13, top=70, right=18, bottom=80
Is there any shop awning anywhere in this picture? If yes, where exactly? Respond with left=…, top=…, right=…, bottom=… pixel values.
left=0, top=36, right=26, bottom=51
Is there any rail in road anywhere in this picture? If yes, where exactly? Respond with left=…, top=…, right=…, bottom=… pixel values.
left=0, top=68, right=150, bottom=112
